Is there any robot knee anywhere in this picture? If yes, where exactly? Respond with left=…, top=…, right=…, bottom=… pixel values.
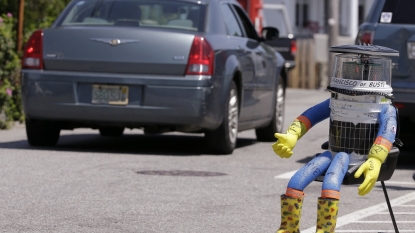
left=334, top=152, right=349, bottom=162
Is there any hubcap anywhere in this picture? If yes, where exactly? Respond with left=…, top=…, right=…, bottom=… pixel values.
left=228, top=89, right=238, bottom=144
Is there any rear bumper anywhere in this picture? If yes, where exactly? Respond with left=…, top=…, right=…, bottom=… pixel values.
left=21, top=70, right=223, bottom=130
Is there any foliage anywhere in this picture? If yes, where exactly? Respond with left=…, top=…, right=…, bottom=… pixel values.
left=23, top=0, right=72, bottom=41
left=0, top=1, right=17, bottom=23
left=0, top=0, right=71, bottom=129
left=0, top=13, right=23, bottom=129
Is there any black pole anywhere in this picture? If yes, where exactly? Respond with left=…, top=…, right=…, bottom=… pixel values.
left=381, top=181, right=399, bottom=233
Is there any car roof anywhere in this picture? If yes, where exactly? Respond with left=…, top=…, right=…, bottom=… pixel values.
left=70, top=0, right=243, bottom=7
left=152, top=0, right=239, bottom=3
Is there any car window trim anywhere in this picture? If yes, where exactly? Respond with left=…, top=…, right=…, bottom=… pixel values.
left=219, top=3, right=244, bottom=38
left=229, top=3, right=259, bottom=41
left=226, top=3, right=249, bottom=39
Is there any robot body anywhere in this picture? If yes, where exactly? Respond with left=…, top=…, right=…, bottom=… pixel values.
left=273, top=44, right=399, bottom=233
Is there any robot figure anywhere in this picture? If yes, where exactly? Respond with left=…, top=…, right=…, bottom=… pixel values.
left=272, top=44, right=399, bottom=233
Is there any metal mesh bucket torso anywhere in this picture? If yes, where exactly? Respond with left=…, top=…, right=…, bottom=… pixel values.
left=329, top=120, right=379, bottom=155
left=342, top=62, right=383, bottom=81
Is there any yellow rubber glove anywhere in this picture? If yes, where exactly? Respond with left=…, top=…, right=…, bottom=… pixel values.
left=354, top=144, right=389, bottom=196
left=272, top=133, right=298, bottom=158
left=272, top=120, right=307, bottom=158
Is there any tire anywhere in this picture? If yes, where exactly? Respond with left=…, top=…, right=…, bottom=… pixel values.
left=25, top=118, right=60, bottom=147
left=255, top=75, right=285, bottom=141
left=205, top=81, right=239, bottom=155
left=99, top=127, right=124, bottom=137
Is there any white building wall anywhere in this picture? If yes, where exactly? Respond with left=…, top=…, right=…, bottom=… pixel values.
left=286, top=0, right=295, bottom=32
left=365, top=0, right=375, bottom=16
left=269, top=0, right=375, bottom=88
left=308, top=0, right=324, bottom=33
left=340, top=0, right=358, bottom=38
left=263, top=0, right=374, bottom=38
left=316, top=0, right=326, bottom=33
left=350, top=0, right=359, bottom=38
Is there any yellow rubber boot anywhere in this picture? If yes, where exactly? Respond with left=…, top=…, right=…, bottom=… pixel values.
left=276, top=195, right=303, bottom=233
left=316, top=198, right=339, bottom=233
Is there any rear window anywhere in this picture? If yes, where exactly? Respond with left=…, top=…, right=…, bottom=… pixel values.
left=262, top=9, right=289, bottom=37
left=56, top=0, right=206, bottom=32
left=379, top=0, right=415, bottom=24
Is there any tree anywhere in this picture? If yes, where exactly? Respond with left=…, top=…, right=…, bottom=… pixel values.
left=2, top=0, right=71, bottom=51
left=17, top=0, right=24, bottom=52
left=23, top=0, right=71, bottom=43
left=0, top=0, right=71, bottom=129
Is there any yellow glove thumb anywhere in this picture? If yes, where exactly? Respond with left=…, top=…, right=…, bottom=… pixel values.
left=271, top=133, right=298, bottom=158
left=354, top=157, right=382, bottom=196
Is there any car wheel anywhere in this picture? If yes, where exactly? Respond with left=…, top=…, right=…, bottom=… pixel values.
left=25, top=118, right=60, bottom=146
left=99, top=127, right=124, bottom=137
left=205, top=81, right=239, bottom=154
left=255, top=75, right=285, bottom=141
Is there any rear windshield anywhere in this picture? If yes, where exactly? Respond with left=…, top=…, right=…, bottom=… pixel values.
left=56, top=0, right=206, bottom=32
left=379, top=0, right=415, bottom=24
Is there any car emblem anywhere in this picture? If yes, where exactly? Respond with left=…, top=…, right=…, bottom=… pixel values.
left=90, top=38, right=140, bottom=46
left=110, top=39, right=121, bottom=45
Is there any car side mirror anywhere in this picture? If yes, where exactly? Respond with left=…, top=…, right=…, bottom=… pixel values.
left=262, top=27, right=279, bottom=41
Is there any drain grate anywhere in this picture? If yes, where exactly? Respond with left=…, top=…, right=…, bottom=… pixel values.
left=136, top=170, right=227, bottom=177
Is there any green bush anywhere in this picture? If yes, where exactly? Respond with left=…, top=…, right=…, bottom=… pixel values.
left=0, top=13, right=23, bottom=129
left=0, top=1, right=73, bottom=130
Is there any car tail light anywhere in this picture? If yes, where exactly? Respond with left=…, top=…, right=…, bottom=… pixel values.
left=356, top=30, right=374, bottom=45
left=186, top=36, right=214, bottom=75
left=290, top=40, right=297, bottom=56
left=22, top=30, right=43, bottom=69
left=394, top=103, right=404, bottom=109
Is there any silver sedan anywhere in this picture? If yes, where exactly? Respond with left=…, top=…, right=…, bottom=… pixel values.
left=21, top=0, right=287, bottom=154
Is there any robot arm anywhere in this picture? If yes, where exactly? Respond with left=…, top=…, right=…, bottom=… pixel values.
left=272, top=98, right=331, bottom=158
left=296, top=98, right=332, bottom=135
left=355, top=104, right=397, bottom=196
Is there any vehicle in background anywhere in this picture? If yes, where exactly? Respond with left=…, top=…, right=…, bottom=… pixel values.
left=21, top=0, right=287, bottom=155
left=261, top=3, right=296, bottom=70
left=356, top=0, right=415, bottom=153
left=236, top=0, right=296, bottom=70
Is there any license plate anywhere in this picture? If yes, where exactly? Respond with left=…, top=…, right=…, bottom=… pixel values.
left=92, top=84, right=128, bottom=105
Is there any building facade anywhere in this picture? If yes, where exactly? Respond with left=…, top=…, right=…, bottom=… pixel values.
left=262, top=0, right=375, bottom=40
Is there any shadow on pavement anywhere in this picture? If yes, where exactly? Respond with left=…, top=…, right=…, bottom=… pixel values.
left=375, top=184, right=415, bottom=191
left=0, top=133, right=258, bottom=156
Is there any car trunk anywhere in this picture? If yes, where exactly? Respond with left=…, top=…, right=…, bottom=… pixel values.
left=42, top=27, right=195, bottom=75
left=373, top=24, right=415, bottom=89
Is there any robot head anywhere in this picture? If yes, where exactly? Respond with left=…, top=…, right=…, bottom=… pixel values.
left=328, top=44, right=398, bottom=96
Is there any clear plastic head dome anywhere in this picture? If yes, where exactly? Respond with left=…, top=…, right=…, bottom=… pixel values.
left=330, top=53, right=392, bottom=93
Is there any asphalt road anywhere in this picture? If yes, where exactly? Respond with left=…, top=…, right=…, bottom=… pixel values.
left=0, top=88, right=414, bottom=232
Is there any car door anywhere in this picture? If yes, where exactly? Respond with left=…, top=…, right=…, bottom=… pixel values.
left=219, top=3, right=256, bottom=122
left=230, top=4, right=276, bottom=119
